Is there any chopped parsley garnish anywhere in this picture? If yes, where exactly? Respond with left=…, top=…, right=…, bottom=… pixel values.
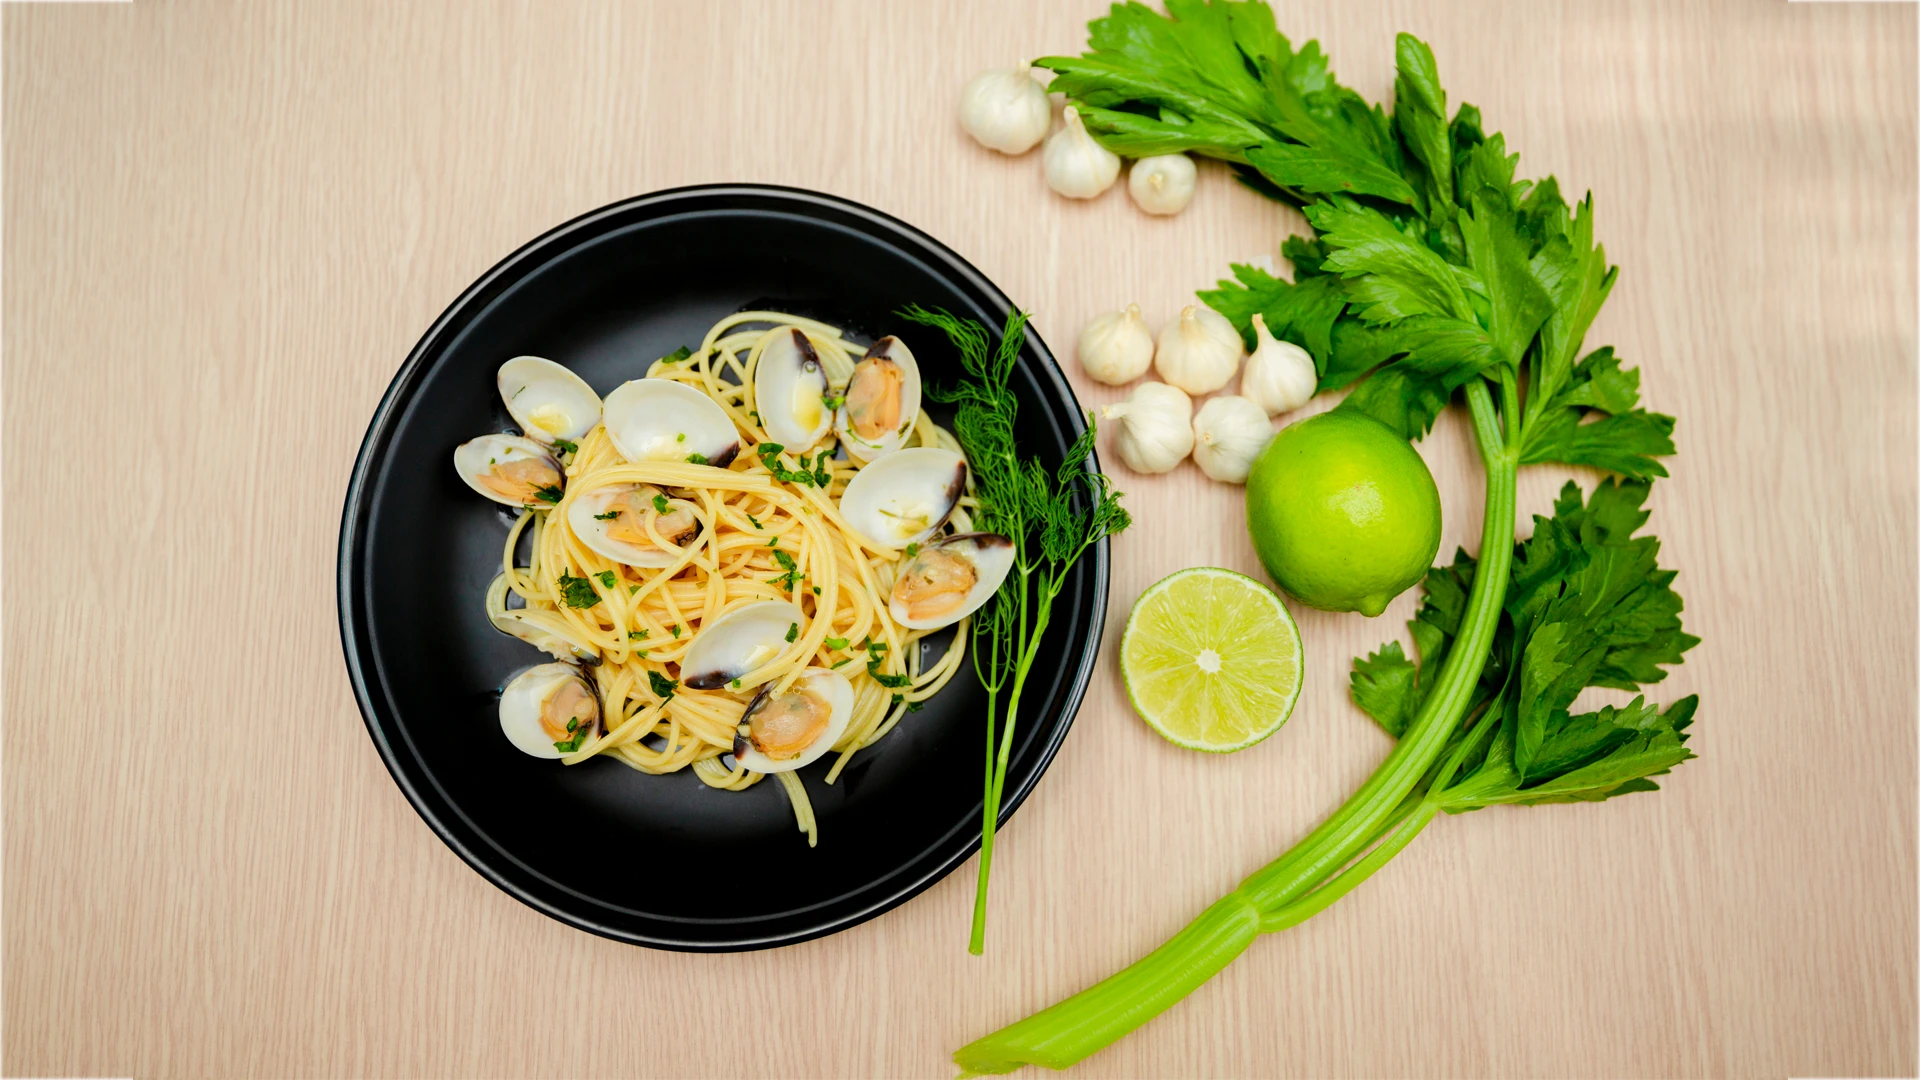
left=628, top=584, right=640, bottom=595
left=552, top=736, right=585, bottom=753
left=628, top=630, right=648, bottom=641
left=556, top=571, right=599, bottom=608
left=593, top=510, right=621, bottom=521
left=533, top=484, right=563, bottom=504
left=552, top=438, right=578, bottom=455
left=595, top=570, right=617, bottom=589
left=686, top=452, right=709, bottom=465
left=870, top=668, right=911, bottom=688
left=669, top=624, right=681, bottom=638
left=658, top=346, right=693, bottom=365
left=769, top=548, right=805, bottom=589
left=647, top=671, right=678, bottom=700
left=904, top=542, right=921, bottom=558
left=822, top=393, right=846, bottom=409
left=824, top=637, right=849, bottom=650
left=830, top=658, right=852, bottom=669
left=754, top=442, right=821, bottom=486
left=747, top=512, right=764, bottom=530
left=785, top=622, right=799, bottom=643
left=675, top=432, right=686, bottom=443
left=652, top=493, right=670, bottom=514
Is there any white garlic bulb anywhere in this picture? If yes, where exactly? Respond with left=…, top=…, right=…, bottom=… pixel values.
left=958, top=66, right=1052, bottom=155
left=1191, top=395, right=1273, bottom=484
left=1044, top=106, right=1122, bottom=199
left=1099, top=382, right=1194, bottom=474
left=1077, top=304, right=1155, bottom=385
left=1153, top=304, right=1243, bottom=395
left=1240, top=313, right=1319, bottom=416
left=1127, top=154, right=1197, bottom=215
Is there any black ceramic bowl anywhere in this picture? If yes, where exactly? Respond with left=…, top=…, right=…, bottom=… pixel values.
left=337, top=185, right=1109, bottom=950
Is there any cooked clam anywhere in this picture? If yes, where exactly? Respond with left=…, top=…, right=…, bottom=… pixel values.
left=730, top=668, right=855, bottom=773
left=453, top=434, right=566, bottom=507
left=835, top=336, right=922, bottom=463
left=499, top=662, right=603, bottom=759
left=753, top=328, right=832, bottom=452
left=680, top=600, right=805, bottom=689
left=836, top=446, right=967, bottom=549
left=889, top=532, right=1015, bottom=630
left=602, top=378, right=741, bottom=467
left=486, top=574, right=600, bottom=663
left=497, top=356, right=601, bottom=445
left=567, top=483, right=700, bottom=568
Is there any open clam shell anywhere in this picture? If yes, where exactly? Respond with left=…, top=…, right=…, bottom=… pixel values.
left=497, top=356, right=601, bottom=445
left=602, top=378, right=741, bottom=467
left=566, top=483, right=700, bottom=568
left=836, top=446, right=967, bottom=549
left=888, top=532, right=1015, bottom=630
left=486, top=574, right=600, bottom=663
left=834, top=336, right=922, bottom=464
left=680, top=600, right=805, bottom=690
left=499, top=662, right=603, bottom=759
left=730, top=668, right=855, bottom=773
left=453, top=434, right=566, bottom=507
left=753, top=328, right=833, bottom=453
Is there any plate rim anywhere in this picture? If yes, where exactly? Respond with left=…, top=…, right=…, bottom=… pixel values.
left=335, top=183, right=1111, bottom=951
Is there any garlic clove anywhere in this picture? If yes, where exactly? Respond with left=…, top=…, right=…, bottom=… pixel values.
left=1153, top=304, right=1243, bottom=395
left=1044, top=106, right=1122, bottom=199
left=1240, top=313, right=1319, bottom=416
left=1191, top=394, right=1274, bottom=484
left=958, top=65, right=1053, bottom=155
left=1127, top=154, right=1197, bottom=215
left=1077, top=304, right=1156, bottom=386
left=1099, top=381, right=1194, bottom=475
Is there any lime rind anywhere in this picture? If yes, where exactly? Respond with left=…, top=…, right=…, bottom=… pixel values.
left=1119, top=567, right=1304, bottom=753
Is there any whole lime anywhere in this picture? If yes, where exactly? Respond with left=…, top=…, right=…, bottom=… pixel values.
left=1245, top=409, right=1441, bottom=617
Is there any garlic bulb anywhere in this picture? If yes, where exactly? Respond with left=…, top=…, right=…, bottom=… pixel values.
left=958, top=66, right=1052, bottom=155
left=1077, top=304, right=1155, bottom=385
left=1153, top=305, right=1243, bottom=395
left=1127, top=154, right=1197, bottom=215
left=1240, top=313, right=1319, bottom=416
left=1099, top=382, right=1194, bottom=474
left=1191, top=395, right=1273, bottom=484
left=1044, top=106, right=1122, bottom=199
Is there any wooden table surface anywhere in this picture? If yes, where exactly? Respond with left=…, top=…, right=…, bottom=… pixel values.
left=6, top=2, right=1914, bottom=1077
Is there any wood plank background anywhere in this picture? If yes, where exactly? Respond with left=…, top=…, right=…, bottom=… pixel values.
left=5, top=1, right=1914, bottom=1076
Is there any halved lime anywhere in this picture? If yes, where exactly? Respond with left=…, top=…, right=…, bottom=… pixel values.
left=1120, top=567, right=1304, bottom=753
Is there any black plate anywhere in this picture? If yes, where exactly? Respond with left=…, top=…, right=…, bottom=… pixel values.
left=337, top=185, right=1110, bottom=951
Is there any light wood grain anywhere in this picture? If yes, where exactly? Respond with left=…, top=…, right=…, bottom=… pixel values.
left=5, top=1, right=1913, bottom=1076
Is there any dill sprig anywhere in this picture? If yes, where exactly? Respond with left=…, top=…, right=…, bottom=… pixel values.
left=900, top=303, right=1131, bottom=955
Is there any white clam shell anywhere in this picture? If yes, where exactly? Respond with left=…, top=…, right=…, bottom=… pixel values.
left=566, top=484, right=697, bottom=568
left=834, top=336, right=923, bottom=464
left=730, top=668, right=855, bottom=774
left=753, top=328, right=833, bottom=453
left=680, top=600, right=805, bottom=690
left=601, top=378, right=741, bottom=467
left=452, top=434, right=564, bottom=507
left=498, top=662, right=600, bottom=759
left=486, top=574, right=599, bottom=663
left=497, top=356, right=602, bottom=444
left=888, top=532, right=1015, bottom=630
left=836, top=446, right=967, bottom=549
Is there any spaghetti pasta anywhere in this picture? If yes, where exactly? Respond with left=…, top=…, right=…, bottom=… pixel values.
left=479, top=311, right=981, bottom=846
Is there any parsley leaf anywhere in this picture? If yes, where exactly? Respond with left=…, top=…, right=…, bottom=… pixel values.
left=595, top=570, right=616, bottom=589
left=556, top=571, right=599, bottom=608
left=552, top=438, right=579, bottom=455
left=647, top=671, right=678, bottom=700
left=593, top=510, right=621, bottom=521
left=785, top=622, right=799, bottom=643
left=658, top=346, right=693, bottom=365
left=824, top=637, right=849, bottom=650
left=533, top=484, right=564, bottom=504
left=652, top=493, right=670, bottom=514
